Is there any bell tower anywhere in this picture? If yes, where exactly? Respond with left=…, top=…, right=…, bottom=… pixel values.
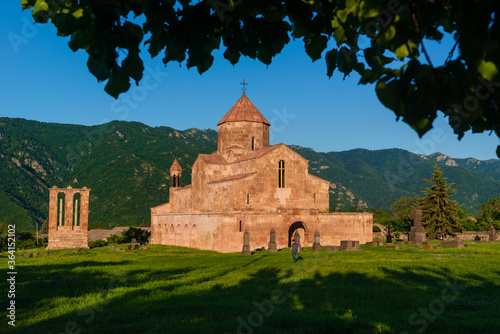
left=170, top=158, right=182, bottom=188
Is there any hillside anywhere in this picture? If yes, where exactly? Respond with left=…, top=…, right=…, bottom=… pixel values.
left=293, top=147, right=500, bottom=212
left=1, top=118, right=499, bottom=230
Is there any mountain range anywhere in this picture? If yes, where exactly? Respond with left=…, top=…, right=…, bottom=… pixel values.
left=1, top=117, right=499, bottom=230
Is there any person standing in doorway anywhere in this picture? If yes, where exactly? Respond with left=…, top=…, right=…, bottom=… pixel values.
left=290, top=239, right=301, bottom=263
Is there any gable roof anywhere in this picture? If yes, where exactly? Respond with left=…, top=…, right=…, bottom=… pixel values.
left=217, top=93, right=271, bottom=126
left=233, top=143, right=285, bottom=163
left=197, top=154, right=228, bottom=165
left=233, top=143, right=309, bottom=164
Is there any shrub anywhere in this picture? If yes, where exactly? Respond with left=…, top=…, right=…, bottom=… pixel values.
left=106, top=234, right=127, bottom=244
left=121, top=227, right=151, bottom=243
left=88, top=240, right=108, bottom=248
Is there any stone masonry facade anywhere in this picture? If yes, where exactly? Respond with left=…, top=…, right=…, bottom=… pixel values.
left=47, top=186, right=90, bottom=249
left=151, top=93, right=373, bottom=252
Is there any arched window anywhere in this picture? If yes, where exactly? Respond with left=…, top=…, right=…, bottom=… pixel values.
left=57, top=193, right=65, bottom=226
left=172, top=174, right=181, bottom=187
left=278, top=160, right=286, bottom=188
left=73, top=193, right=81, bottom=226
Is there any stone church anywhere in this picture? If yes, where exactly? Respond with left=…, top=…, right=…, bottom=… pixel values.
left=150, top=93, right=372, bottom=252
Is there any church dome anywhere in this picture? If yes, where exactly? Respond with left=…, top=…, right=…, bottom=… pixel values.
left=217, top=93, right=271, bottom=126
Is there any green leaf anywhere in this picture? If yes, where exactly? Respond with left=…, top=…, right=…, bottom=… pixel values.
left=364, top=48, right=379, bottom=71
left=394, top=39, right=419, bottom=60
left=332, top=18, right=346, bottom=44
left=73, top=8, right=84, bottom=19
left=32, top=0, right=49, bottom=23
left=122, top=50, right=144, bottom=83
left=359, top=69, right=378, bottom=84
left=375, top=79, right=404, bottom=116
left=325, top=49, right=338, bottom=77
left=336, top=46, right=357, bottom=78
left=68, top=30, right=86, bottom=52
left=305, top=35, right=328, bottom=62
left=223, top=48, right=240, bottom=65
left=105, top=67, right=131, bottom=99
left=123, top=22, right=143, bottom=45
left=87, top=56, right=111, bottom=82
left=478, top=60, right=498, bottom=81
left=337, top=8, right=350, bottom=23
left=21, top=0, right=34, bottom=10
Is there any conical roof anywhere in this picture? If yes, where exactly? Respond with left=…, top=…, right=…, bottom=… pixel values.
left=169, top=158, right=182, bottom=171
left=217, top=93, right=271, bottom=126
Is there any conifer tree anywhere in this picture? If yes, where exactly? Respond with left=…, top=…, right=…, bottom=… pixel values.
left=421, top=165, right=462, bottom=239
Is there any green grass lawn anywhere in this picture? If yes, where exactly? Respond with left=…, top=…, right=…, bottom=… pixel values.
left=2, top=242, right=500, bottom=334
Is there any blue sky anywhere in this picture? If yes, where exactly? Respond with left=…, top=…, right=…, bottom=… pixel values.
left=1, top=2, right=499, bottom=160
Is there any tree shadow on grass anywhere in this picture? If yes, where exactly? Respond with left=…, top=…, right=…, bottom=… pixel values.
left=5, top=259, right=500, bottom=334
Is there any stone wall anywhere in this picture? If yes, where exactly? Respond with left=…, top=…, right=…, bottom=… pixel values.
left=47, top=186, right=90, bottom=249
left=170, top=145, right=330, bottom=215
left=373, top=230, right=497, bottom=241
left=218, top=121, right=269, bottom=155
left=151, top=210, right=373, bottom=253
left=444, top=231, right=496, bottom=241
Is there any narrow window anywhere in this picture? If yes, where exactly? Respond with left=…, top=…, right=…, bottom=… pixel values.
left=251, top=137, right=255, bottom=150
left=57, top=193, right=65, bottom=226
left=239, top=220, right=242, bottom=232
left=73, top=193, right=81, bottom=226
left=172, top=175, right=181, bottom=187
left=246, top=193, right=250, bottom=205
left=278, top=160, right=286, bottom=188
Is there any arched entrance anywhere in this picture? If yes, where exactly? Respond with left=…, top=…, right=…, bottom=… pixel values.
left=373, top=223, right=387, bottom=235
left=288, top=221, right=306, bottom=247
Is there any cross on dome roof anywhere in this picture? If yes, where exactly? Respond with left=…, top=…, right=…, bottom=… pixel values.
left=240, top=79, right=248, bottom=94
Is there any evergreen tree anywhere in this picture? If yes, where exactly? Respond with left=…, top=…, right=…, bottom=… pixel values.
left=39, top=219, right=49, bottom=234
left=477, top=196, right=500, bottom=230
left=421, top=165, right=462, bottom=239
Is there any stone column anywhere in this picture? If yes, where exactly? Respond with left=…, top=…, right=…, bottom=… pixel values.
left=293, top=229, right=301, bottom=246
left=79, top=187, right=90, bottom=231
left=312, top=229, right=321, bottom=252
left=268, top=228, right=277, bottom=252
left=241, top=230, right=251, bottom=255
left=409, top=209, right=426, bottom=244
left=489, top=225, right=497, bottom=242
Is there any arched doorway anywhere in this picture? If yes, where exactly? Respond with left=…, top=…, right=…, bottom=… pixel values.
left=288, top=221, right=306, bottom=247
